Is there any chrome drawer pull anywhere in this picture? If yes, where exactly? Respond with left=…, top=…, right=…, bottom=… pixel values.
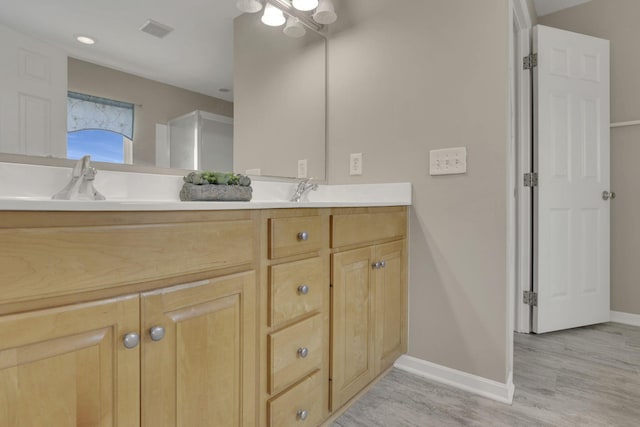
left=123, top=332, right=140, bottom=349
left=297, top=231, right=309, bottom=241
left=298, top=284, right=310, bottom=295
left=297, top=409, right=308, bottom=420
left=149, top=326, right=165, bottom=342
left=297, top=347, right=309, bottom=358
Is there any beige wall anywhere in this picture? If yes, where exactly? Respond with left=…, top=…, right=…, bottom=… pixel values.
left=233, top=13, right=326, bottom=179
left=526, top=0, right=538, bottom=25
left=539, top=0, right=640, bottom=315
left=68, top=58, right=233, bottom=166
left=327, top=0, right=511, bottom=382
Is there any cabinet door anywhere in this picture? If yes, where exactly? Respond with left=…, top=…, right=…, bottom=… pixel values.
left=330, top=248, right=376, bottom=411
left=374, top=240, right=407, bottom=371
left=141, top=272, right=256, bottom=427
left=0, top=295, right=140, bottom=427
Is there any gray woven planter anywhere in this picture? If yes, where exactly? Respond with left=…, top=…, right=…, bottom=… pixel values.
left=180, top=183, right=252, bottom=201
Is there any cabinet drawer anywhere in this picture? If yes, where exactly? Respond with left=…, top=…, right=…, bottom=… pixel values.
left=269, top=216, right=326, bottom=259
left=269, top=314, right=322, bottom=394
left=269, top=257, right=324, bottom=327
left=268, top=371, right=323, bottom=427
left=331, top=211, right=406, bottom=248
left=0, top=217, right=254, bottom=304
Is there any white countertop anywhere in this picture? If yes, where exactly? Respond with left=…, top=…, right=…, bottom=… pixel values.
left=0, top=198, right=409, bottom=211
left=0, top=162, right=411, bottom=211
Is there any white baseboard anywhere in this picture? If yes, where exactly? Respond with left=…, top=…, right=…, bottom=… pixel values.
left=394, top=355, right=514, bottom=404
left=610, top=311, right=640, bottom=327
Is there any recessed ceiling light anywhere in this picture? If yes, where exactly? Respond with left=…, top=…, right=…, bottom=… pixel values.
left=75, top=35, right=96, bottom=45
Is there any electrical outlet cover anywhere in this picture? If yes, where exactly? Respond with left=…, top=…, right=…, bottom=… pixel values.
left=350, top=153, right=363, bottom=175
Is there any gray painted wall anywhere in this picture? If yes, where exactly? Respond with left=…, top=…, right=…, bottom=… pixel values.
left=327, top=0, right=511, bottom=382
left=539, top=0, right=640, bottom=315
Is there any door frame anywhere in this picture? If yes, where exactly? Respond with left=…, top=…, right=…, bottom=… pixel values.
left=507, top=0, right=533, bottom=385
left=509, top=0, right=533, bottom=339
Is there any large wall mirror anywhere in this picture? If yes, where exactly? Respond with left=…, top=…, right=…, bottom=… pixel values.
left=0, top=0, right=326, bottom=180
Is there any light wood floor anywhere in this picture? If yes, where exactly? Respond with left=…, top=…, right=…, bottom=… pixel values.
left=333, top=322, right=640, bottom=427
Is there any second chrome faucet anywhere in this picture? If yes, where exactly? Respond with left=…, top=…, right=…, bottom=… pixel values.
left=290, top=178, right=318, bottom=202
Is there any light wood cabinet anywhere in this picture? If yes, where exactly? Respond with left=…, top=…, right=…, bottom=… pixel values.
left=374, top=241, right=407, bottom=372
left=330, top=208, right=407, bottom=412
left=330, top=247, right=377, bottom=411
left=141, top=272, right=256, bottom=427
left=0, top=295, right=140, bottom=427
left=0, top=206, right=407, bottom=427
left=0, top=210, right=258, bottom=427
left=260, top=210, right=330, bottom=427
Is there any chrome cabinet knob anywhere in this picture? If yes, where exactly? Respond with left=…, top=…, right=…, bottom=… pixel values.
left=296, top=409, right=308, bottom=421
left=297, top=347, right=309, bottom=358
left=149, top=326, right=165, bottom=342
left=297, top=231, right=309, bottom=241
left=380, top=260, right=386, bottom=268
left=298, top=284, right=310, bottom=295
left=123, top=332, right=140, bottom=349
left=602, top=190, right=616, bottom=201
left=372, top=261, right=381, bottom=269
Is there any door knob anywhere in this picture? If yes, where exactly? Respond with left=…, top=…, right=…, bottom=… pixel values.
left=602, top=190, right=616, bottom=201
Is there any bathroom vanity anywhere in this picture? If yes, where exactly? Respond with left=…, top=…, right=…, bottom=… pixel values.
left=0, top=187, right=408, bottom=427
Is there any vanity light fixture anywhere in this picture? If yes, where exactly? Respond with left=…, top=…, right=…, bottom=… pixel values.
left=291, top=0, right=318, bottom=12
left=75, top=35, right=96, bottom=45
left=312, top=0, right=337, bottom=24
left=236, top=0, right=337, bottom=34
left=283, top=16, right=306, bottom=38
left=261, top=3, right=286, bottom=26
left=236, top=0, right=263, bottom=13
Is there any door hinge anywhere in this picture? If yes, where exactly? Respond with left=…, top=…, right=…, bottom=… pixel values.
left=523, top=172, right=538, bottom=187
left=523, top=290, right=538, bottom=307
left=523, top=53, right=538, bottom=70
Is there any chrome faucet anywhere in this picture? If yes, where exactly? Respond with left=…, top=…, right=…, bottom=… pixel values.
left=290, top=178, right=318, bottom=202
left=52, top=155, right=106, bottom=200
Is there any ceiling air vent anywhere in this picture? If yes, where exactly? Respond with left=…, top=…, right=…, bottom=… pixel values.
left=140, top=19, right=174, bottom=39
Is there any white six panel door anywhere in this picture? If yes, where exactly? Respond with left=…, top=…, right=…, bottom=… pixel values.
left=534, top=25, right=610, bottom=333
left=0, top=24, right=67, bottom=158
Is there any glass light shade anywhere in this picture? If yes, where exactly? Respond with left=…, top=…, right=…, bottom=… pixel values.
left=236, top=0, right=263, bottom=13
left=283, top=16, right=306, bottom=38
left=313, top=0, right=337, bottom=24
left=261, top=3, right=286, bottom=26
left=292, top=0, right=318, bottom=12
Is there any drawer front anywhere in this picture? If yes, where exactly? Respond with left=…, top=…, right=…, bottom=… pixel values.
left=269, top=257, right=324, bottom=327
left=0, top=218, right=254, bottom=304
left=269, top=314, right=322, bottom=394
left=331, top=211, right=406, bottom=248
left=269, top=216, right=326, bottom=259
left=268, top=371, right=323, bottom=427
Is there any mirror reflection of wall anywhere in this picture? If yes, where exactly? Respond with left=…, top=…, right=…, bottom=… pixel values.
left=0, top=0, right=328, bottom=179
left=68, top=58, right=233, bottom=167
left=234, top=12, right=326, bottom=180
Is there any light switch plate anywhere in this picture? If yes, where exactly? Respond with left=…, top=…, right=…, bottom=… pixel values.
left=429, top=147, right=467, bottom=175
